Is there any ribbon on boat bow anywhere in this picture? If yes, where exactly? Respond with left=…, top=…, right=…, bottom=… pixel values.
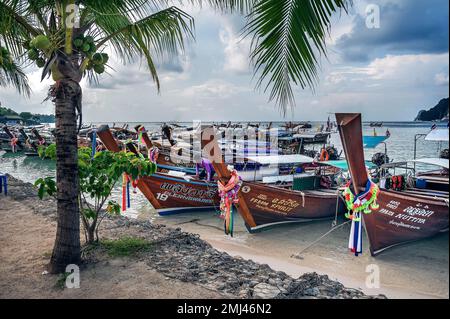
left=10, top=136, right=18, bottom=153
left=122, top=173, right=130, bottom=212
left=342, top=179, right=380, bottom=256
left=148, top=146, right=159, bottom=164
left=137, top=126, right=146, bottom=147
left=121, top=173, right=139, bottom=211
left=217, top=169, right=242, bottom=237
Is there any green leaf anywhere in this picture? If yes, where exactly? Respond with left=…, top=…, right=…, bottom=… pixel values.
left=244, top=0, right=349, bottom=114
left=37, top=184, right=45, bottom=199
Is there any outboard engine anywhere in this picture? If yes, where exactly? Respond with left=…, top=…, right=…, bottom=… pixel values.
left=372, top=152, right=389, bottom=167
left=325, top=146, right=341, bottom=160
left=161, top=123, right=176, bottom=146
left=439, top=148, right=449, bottom=159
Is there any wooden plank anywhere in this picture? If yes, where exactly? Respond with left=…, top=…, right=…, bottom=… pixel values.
left=335, top=113, right=368, bottom=193
left=97, top=125, right=121, bottom=152
left=201, top=126, right=257, bottom=227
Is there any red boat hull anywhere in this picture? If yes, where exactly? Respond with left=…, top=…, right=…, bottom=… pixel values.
left=239, top=182, right=343, bottom=231
left=363, top=190, right=449, bottom=255
left=139, top=174, right=220, bottom=214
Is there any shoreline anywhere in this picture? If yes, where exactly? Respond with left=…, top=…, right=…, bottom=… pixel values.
left=0, top=174, right=386, bottom=299
left=150, top=207, right=449, bottom=299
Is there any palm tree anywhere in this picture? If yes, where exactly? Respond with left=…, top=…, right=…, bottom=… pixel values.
left=0, top=0, right=196, bottom=273
left=0, top=0, right=348, bottom=273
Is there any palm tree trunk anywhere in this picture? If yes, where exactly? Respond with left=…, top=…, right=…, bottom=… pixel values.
left=49, top=79, right=81, bottom=274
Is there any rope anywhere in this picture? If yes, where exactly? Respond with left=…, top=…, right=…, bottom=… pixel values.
left=332, top=189, right=341, bottom=227
left=91, top=129, right=97, bottom=159
left=291, top=220, right=351, bottom=259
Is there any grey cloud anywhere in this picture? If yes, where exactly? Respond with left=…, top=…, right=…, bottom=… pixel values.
left=336, top=0, right=449, bottom=62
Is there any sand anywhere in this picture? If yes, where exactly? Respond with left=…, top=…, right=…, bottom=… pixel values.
left=0, top=198, right=224, bottom=299
left=151, top=210, right=449, bottom=299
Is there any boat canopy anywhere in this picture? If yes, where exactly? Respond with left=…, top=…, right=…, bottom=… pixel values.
left=319, top=160, right=377, bottom=171
left=293, top=132, right=330, bottom=139
left=412, top=158, right=449, bottom=169
left=362, top=135, right=388, bottom=148
left=246, top=154, right=314, bottom=165
left=425, top=129, right=449, bottom=142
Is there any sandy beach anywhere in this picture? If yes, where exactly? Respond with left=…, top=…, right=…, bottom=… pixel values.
left=153, top=210, right=449, bottom=299
left=0, top=197, right=225, bottom=299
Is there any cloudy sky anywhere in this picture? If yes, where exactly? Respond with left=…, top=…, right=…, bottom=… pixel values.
left=0, top=0, right=448, bottom=122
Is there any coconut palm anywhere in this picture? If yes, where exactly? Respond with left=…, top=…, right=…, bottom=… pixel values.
left=0, top=0, right=197, bottom=273
left=0, top=0, right=348, bottom=273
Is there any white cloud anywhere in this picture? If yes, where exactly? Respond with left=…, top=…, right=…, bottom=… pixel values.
left=219, top=19, right=251, bottom=74
left=435, top=72, right=449, bottom=86
left=180, top=79, right=249, bottom=99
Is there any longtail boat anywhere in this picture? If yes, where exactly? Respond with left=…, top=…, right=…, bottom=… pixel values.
left=200, top=127, right=344, bottom=232
left=30, top=128, right=48, bottom=146
left=17, top=128, right=39, bottom=156
left=133, top=125, right=190, bottom=167
left=1, top=126, right=24, bottom=152
left=336, top=113, right=449, bottom=255
left=97, top=125, right=220, bottom=215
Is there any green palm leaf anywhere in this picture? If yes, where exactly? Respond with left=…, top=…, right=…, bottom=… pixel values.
left=0, top=47, right=31, bottom=96
left=244, top=0, right=349, bottom=114
left=79, top=1, right=195, bottom=90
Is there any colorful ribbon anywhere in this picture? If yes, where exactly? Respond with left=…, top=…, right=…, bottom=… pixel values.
left=122, top=173, right=131, bottom=211
left=348, top=211, right=362, bottom=256
left=149, top=146, right=159, bottom=164
left=343, top=179, right=380, bottom=219
left=217, top=170, right=242, bottom=236
left=91, top=130, right=97, bottom=159
left=342, top=179, right=380, bottom=256
left=10, top=137, right=18, bottom=153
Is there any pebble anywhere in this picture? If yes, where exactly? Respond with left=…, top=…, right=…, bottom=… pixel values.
left=253, top=283, right=281, bottom=299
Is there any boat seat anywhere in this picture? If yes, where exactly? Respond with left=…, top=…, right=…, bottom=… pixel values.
left=166, top=170, right=187, bottom=177
left=410, top=187, right=449, bottom=195
left=262, top=175, right=293, bottom=183
left=402, top=189, right=449, bottom=198
left=420, top=176, right=448, bottom=184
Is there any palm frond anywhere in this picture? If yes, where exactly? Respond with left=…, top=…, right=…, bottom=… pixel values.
left=186, top=0, right=254, bottom=14
left=244, top=0, right=349, bottom=115
left=0, top=2, right=34, bottom=57
left=82, top=2, right=194, bottom=91
left=0, top=49, right=31, bottom=96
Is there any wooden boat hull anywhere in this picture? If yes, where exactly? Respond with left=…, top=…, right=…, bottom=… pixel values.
left=363, top=190, right=449, bottom=255
left=200, top=126, right=343, bottom=232
left=336, top=113, right=449, bottom=255
left=238, top=182, right=342, bottom=232
left=139, top=173, right=220, bottom=215
left=97, top=124, right=219, bottom=215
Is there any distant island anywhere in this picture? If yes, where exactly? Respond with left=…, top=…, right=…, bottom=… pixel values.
left=415, top=98, right=449, bottom=122
left=0, top=104, right=55, bottom=125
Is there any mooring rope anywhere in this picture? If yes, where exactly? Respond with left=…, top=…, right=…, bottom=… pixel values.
left=291, top=220, right=351, bottom=259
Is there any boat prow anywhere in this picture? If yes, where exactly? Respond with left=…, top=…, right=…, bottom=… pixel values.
left=336, top=113, right=449, bottom=256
